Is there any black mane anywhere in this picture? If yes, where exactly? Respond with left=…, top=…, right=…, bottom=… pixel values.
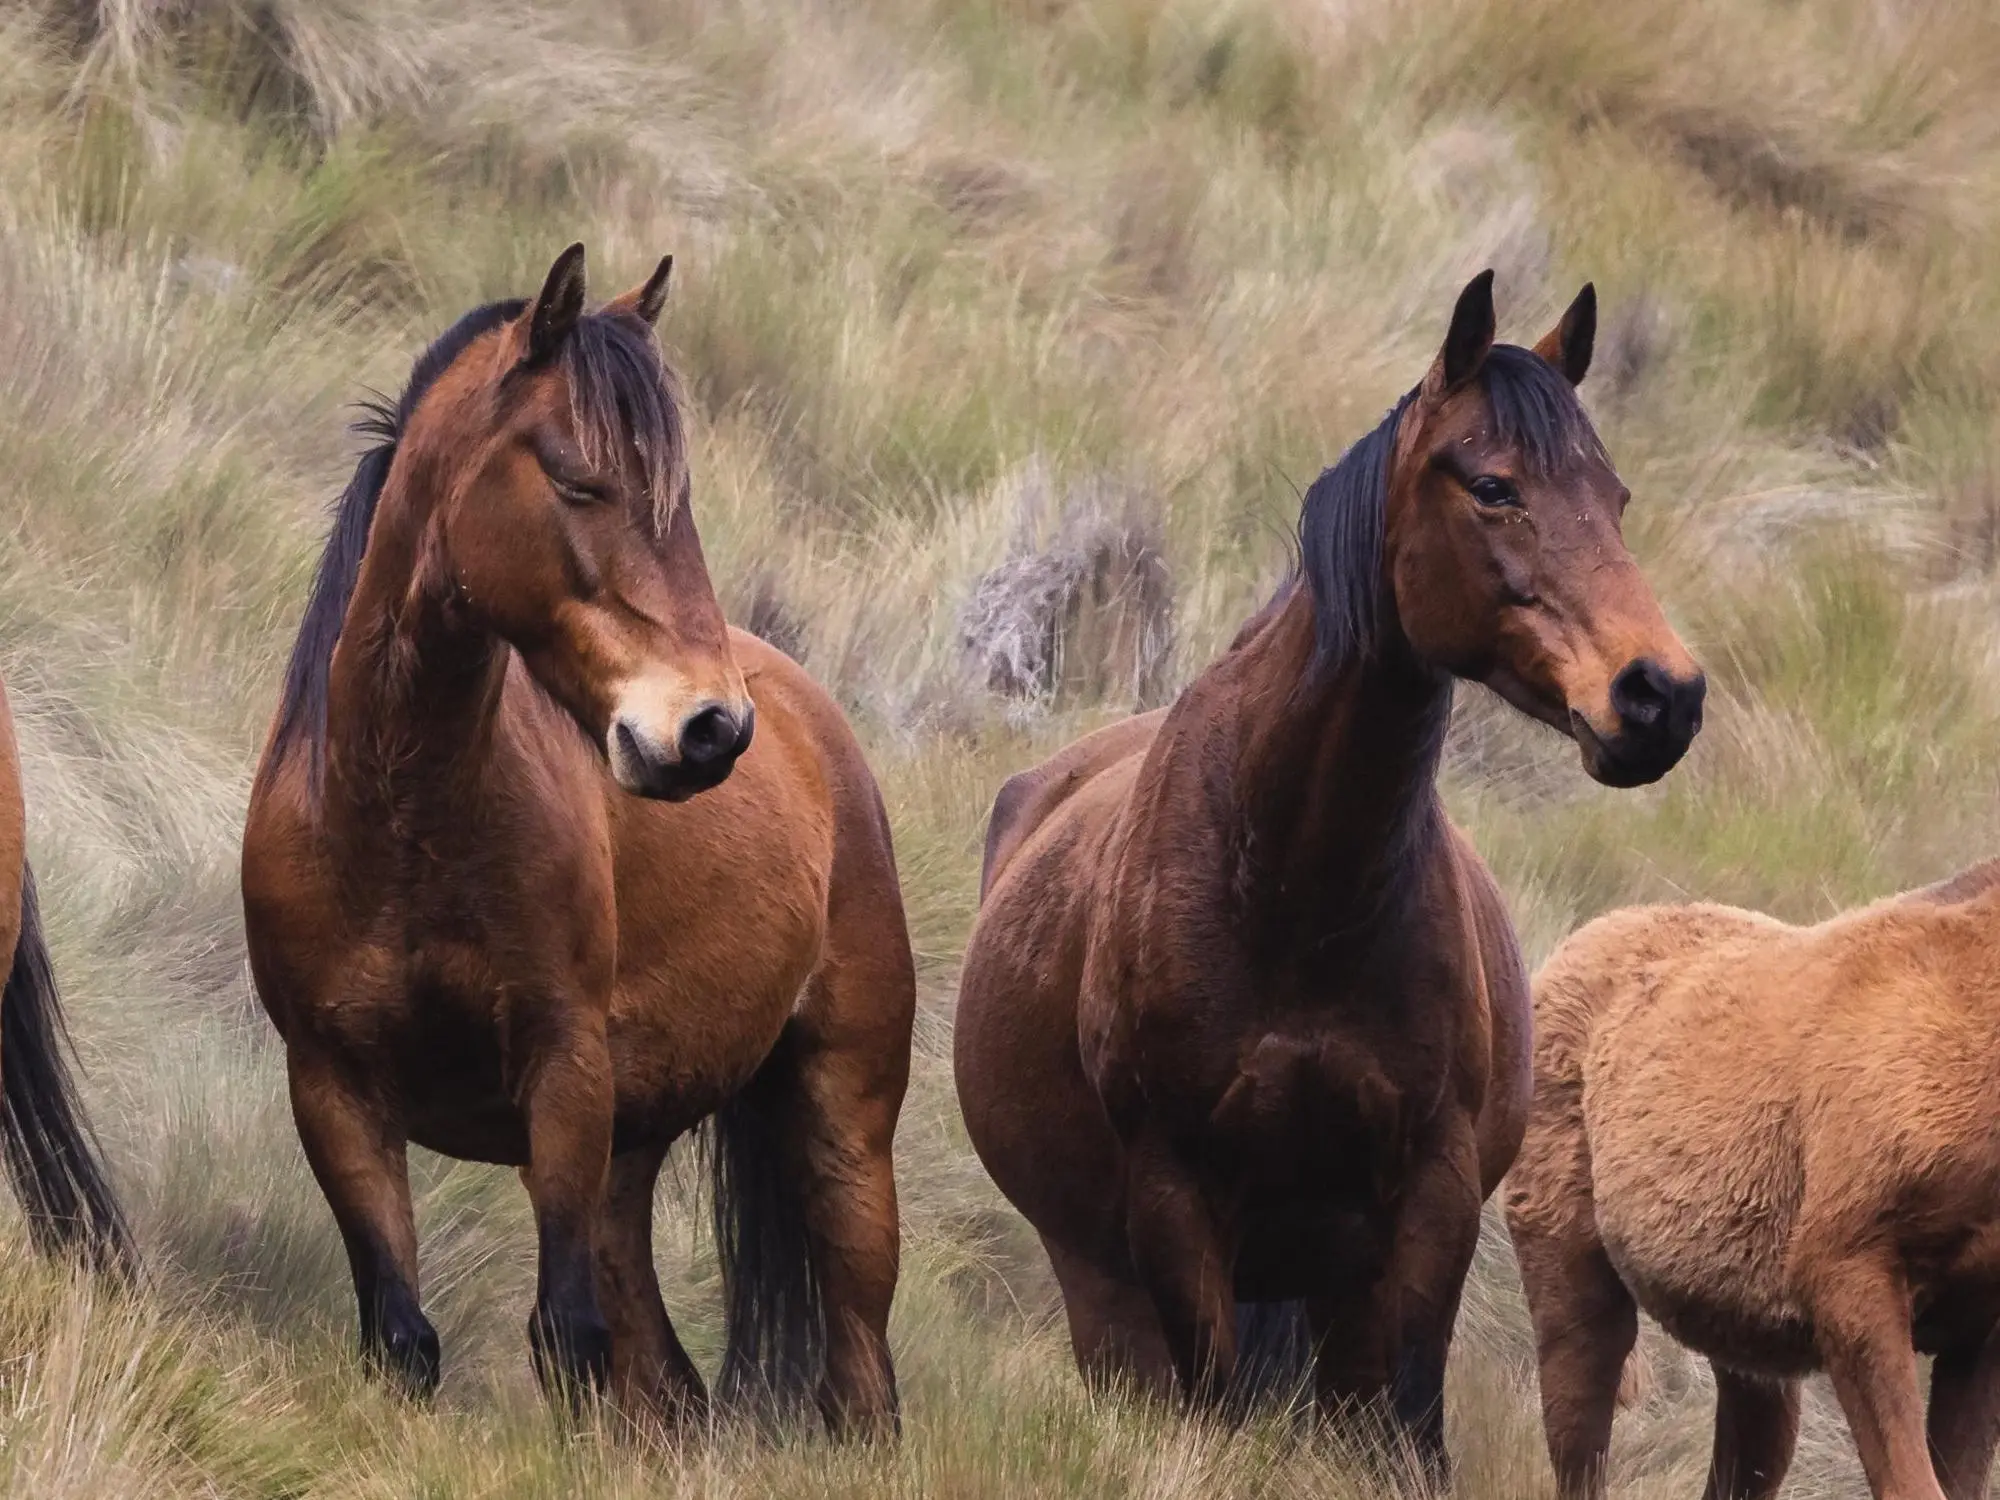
left=268, top=299, right=688, bottom=797
left=1295, top=342, right=1603, bottom=679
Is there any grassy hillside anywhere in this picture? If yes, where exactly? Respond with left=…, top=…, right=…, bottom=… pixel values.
left=1, top=0, right=1998, bottom=1493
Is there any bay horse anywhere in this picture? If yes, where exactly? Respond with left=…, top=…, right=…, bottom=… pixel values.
left=954, top=272, right=1705, bottom=1473
left=1508, top=860, right=2000, bottom=1500
left=240, top=246, right=914, bottom=1433
left=0, top=673, right=132, bottom=1275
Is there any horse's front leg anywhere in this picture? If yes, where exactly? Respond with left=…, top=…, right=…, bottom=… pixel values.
left=288, top=1046, right=440, bottom=1394
left=518, top=1003, right=616, bottom=1403
left=1313, top=1119, right=1482, bottom=1485
left=1125, top=1127, right=1237, bottom=1408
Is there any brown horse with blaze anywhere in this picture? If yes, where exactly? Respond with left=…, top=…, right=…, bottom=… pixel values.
left=955, top=273, right=1704, bottom=1474
left=241, top=245, right=915, bottom=1432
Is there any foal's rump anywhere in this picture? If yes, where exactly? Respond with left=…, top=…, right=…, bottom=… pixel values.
left=1506, top=903, right=1781, bottom=1285
left=1511, top=901, right=1815, bottom=1369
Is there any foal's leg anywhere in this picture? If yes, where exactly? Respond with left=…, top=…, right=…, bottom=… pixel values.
left=1705, top=1368, right=1800, bottom=1500
left=287, top=1049, right=439, bottom=1392
left=1125, top=1128, right=1237, bottom=1407
left=1801, top=1249, right=1946, bottom=1500
left=1927, top=1329, right=2000, bottom=1500
left=1507, top=1074, right=1638, bottom=1500
left=519, top=1010, right=616, bottom=1400
left=1045, top=1237, right=1176, bottom=1400
left=593, top=1142, right=707, bottom=1426
left=1510, top=1226, right=1637, bottom=1500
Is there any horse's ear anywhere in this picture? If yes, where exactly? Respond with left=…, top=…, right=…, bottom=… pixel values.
left=605, top=255, right=673, bottom=327
left=1533, top=282, right=1597, bottom=386
left=1425, top=269, right=1496, bottom=397
left=523, top=242, right=588, bottom=367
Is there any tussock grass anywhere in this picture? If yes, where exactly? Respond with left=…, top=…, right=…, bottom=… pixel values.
left=0, top=0, right=1994, bottom=1493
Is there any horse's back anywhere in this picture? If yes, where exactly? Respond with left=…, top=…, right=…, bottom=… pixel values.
left=1535, top=902, right=1771, bottom=1083
left=1908, top=855, right=2000, bottom=906
left=979, top=709, right=1166, bottom=900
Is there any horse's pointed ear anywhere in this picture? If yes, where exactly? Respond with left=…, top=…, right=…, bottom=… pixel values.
left=605, top=255, right=673, bottom=327
left=1533, top=282, right=1597, bottom=386
left=524, top=242, right=588, bottom=367
left=1426, top=269, right=1496, bottom=397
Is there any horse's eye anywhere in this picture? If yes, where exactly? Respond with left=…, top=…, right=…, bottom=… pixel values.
left=1468, top=475, right=1519, bottom=509
left=555, top=479, right=609, bottom=508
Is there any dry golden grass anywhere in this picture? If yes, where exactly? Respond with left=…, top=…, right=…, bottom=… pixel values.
left=0, top=0, right=1997, bottom=1492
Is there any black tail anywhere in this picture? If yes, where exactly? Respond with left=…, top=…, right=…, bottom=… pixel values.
left=0, top=865, right=135, bottom=1276
left=1229, top=1299, right=1314, bottom=1417
left=709, top=1032, right=823, bottom=1424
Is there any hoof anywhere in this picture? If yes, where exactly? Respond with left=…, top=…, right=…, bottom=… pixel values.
left=529, top=1305, right=613, bottom=1406
left=365, top=1312, right=442, bottom=1397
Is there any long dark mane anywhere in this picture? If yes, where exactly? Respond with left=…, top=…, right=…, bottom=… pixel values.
left=267, top=300, right=690, bottom=798
left=1294, top=343, right=1605, bottom=681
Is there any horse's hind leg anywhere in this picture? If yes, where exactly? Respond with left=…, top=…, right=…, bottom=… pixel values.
left=1705, top=1368, right=1800, bottom=1500
left=1044, top=1238, right=1175, bottom=1400
left=593, top=1142, right=707, bottom=1427
left=287, top=1048, right=439, bottom=1393
left=780, top=929, right=914, bottom=1436
left=1511, top=1228, right=1637, bottom=1500
left=1926, top=1329, right=2000, bottom=1500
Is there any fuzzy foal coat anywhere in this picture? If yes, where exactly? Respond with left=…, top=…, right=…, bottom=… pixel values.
left=1507, top=868, right=2000, bottom=1500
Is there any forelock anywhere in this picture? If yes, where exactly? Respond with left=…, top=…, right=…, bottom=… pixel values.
left=558, top=312, right=690, bottom=532
left=1476, top=343, right=1607, bottom=474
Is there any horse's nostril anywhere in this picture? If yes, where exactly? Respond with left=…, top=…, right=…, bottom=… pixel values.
left=677, top=705, right=742, bottom=768
left=614, top=719, right=644, bottom=767
left=1610, top=659, right=1671, bottom=731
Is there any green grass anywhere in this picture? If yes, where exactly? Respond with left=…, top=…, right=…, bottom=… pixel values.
left=1, top=0, right=1998, bottom=1492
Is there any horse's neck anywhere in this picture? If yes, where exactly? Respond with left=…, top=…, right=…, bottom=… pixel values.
left=1223, top=586, right=1452, bottom=945
left=321, top=483, right=509, bottom=837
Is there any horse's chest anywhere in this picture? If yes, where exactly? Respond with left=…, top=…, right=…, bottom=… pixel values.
left=1102, top=952, right=1459, bottom=1120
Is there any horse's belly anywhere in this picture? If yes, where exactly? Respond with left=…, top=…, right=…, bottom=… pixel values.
left=407, top=1100, right=529, bottom=1165
left=1585, top=997, right=1815, bottom=1374
left=1590, top=1141, right=1818, bottom=1373
left=387, top=944, right=812, bottom=1164
left=403, top=1083, right=714, bottom=1165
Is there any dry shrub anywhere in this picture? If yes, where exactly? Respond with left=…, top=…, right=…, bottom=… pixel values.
left=959, top=459, right=1175, bottom=711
